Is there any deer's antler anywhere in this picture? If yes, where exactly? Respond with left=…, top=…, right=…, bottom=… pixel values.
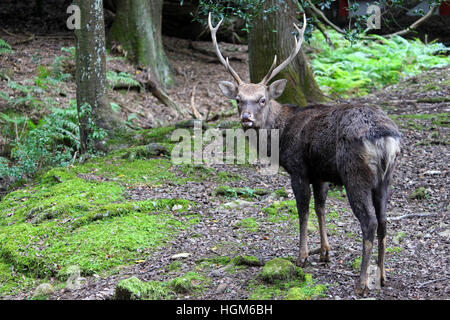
left=208, top=12, right=243, bottom=85
left=259, top=14, right=307, bottom=85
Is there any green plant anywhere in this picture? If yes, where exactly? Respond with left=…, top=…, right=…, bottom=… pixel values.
left=310, top=29, right=449, bottom=97
left=106, top=71, right=142, bottom=90
left=0, top=39, right=13, bottom=55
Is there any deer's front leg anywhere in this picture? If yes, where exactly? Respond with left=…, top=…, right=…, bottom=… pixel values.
left=291, top=175, right=311, bottom=267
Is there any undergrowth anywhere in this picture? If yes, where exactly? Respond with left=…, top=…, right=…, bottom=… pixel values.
left=310, top=29, right=449, bottom=97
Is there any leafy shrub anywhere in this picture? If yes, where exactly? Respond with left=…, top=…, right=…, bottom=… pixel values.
left=310, top=30, right=450, bottom=97
left=0, top=101, right=81, bottom=182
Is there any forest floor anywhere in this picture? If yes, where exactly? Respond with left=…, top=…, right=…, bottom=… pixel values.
left=0, top=34, right=449, bottom=300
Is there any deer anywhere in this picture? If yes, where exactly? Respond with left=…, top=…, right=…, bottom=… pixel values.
left=208, top=13, right=401, bottom=295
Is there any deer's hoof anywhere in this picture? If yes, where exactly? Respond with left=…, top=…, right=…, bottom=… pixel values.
left=354, top=281, right=369, bottom=297
left=295, top=256, right=308, bottom=268
left=319, top=251, right=330, bottom=263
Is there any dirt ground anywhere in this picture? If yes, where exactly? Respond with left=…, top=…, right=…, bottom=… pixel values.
left=0, top=31, right=449, bottom=300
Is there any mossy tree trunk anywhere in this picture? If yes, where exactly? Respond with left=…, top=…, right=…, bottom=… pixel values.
left=74, top=0, right=122, bottom=154
left=107, top=0, right=174, bottom=88
left=248, top=1, right=325, bottom=106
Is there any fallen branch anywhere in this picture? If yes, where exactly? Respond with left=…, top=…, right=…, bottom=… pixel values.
left=388, top=212, right=438, bottom=221
left=138, top=72, right=188, bottom=117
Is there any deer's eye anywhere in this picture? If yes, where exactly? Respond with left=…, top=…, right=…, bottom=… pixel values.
left=260, top=98, right=266, bottom=105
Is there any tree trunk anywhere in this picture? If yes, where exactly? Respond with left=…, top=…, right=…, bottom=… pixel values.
left=248, top=1, right=325, bottom=106
left=74, top=0, right=122, bottom=154
left=107, top=0, right=174, bottom=88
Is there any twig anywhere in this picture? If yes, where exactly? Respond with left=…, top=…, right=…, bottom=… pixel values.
left=189, top=85, right=202, bottom=120
left=416, top=277, right=448, bottom=289
left=388, top=213, right=438, bottom=221
left=315, top=268, right=359, bottom=278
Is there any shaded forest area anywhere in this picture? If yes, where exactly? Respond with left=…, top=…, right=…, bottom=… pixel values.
left=0, top=0, right=449, bottom=301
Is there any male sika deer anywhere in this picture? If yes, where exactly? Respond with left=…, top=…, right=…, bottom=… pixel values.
left=208, top=13, right=401, bottom=295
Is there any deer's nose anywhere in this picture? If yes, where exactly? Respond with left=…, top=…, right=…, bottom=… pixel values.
left=241, top=112, right=253, bottom=121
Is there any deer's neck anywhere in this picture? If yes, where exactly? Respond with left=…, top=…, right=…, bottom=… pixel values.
left=263, top=101, right=295, bottom=136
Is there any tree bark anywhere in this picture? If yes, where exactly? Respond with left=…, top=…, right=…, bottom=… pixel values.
left=107, top=0, right=174, bottom=89
left=74, top=0, right=122, bottom=154
left=248, top=1, right=325, bottom=106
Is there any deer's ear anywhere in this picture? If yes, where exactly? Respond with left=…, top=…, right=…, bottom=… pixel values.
left=218, top=81, right=238, bottom=99
left=269, top=79, right=287, bottom=99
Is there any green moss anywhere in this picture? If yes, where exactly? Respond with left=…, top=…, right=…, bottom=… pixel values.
left=114, top=277, right=172, bottom=300
left=351, top=257, right=362, bottom=272
left=0, top=155, right=198, bottom=296
left=259, top=258, right=302, bottom=283
left=408, top=186, right=428, bottom=200
left=248, top=271, right=326, bottom=300
left=235, top=217, right=259, bottom=232
left=285, top=283, right=327, bottom=300
left=167, top=261, right=182, bottom=272
left=274, top=188, right=289, bottom=198
left=231, top=255, right=263, bottom=266
left=169, top=272, right=207, bottom=294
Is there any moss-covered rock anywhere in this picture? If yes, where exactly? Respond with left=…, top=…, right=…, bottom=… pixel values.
left=169, top=272, right=206, bottom=294
left=231, top=255, right=264, bottom=266
left=114, top=277, right=171, bottom=300
left=260, top=258, right=302, bottom=283
left=32, top=283, right=54, bottom=298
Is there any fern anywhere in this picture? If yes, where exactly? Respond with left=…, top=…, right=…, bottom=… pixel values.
left=106, top=71, right=142, bottom=90
left=0, top=38, right=13, bottom=55
left=310, top=30, right=450, bottom=98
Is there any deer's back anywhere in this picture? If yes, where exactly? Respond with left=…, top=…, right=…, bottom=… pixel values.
left=279, top=103, right=401, bottom=185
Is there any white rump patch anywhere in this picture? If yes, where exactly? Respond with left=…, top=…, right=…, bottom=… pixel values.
left=362, top=137, right=400, bottom=180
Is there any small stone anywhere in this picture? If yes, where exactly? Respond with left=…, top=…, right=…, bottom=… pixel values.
left=170, top=252, right=191, bottom=260
left=438, top=229, right=450, bottom=238
left=424, top=170, right=441, bottom=175
left=216, top=283, right=228, bottom=293
left=172, top=204, right=183, bottom=211
left=33, top=283, right=54, bottom=298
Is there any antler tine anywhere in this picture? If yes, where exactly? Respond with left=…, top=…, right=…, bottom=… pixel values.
left=208, top=13, right=243, bottom=85
left=261, top=14, right=307, bottom=85
left=258, top=55, right=278, bottom=85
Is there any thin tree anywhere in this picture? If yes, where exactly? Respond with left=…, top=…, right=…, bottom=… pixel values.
left=74, top=0, right=122, bottom=154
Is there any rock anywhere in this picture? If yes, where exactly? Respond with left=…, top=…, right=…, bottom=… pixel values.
left=231, top=255, right=264, bottom=266
left=65, top=265, right=85, bottom=290
left=259, top=258, right=302, bottom=283
left=424, top=170, right=441, bottom=175
left=216, top=283, right=228, bottom=293
left=33, top=283, right=54, bottom=298
left=172, top=204, right=183, bottom=211
left=438, top=229, right=450, bottom=238
left=221, top=199, right=253, bottom=210
left=114, top=277, right=171, bottom=300
left=170, top=252, right=191, bottom=260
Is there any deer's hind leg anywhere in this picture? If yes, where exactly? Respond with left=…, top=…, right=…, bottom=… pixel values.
left=346, top=185, right=378, bottom=296
left=313, top=182, right=331, bottom=262
left=291, top=175, right=311, bottom=267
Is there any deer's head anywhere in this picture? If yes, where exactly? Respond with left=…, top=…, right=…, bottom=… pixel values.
left=208, top=13, right=306, bottom=129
